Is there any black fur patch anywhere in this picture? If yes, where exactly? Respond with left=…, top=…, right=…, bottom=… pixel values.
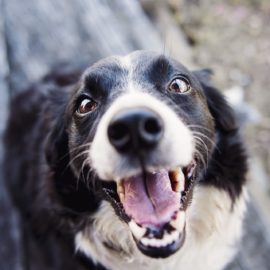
left=4, top=51, right=247, bottom=269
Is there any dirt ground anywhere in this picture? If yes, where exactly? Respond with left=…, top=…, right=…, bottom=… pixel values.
left=145, top=0, right=270, bottom=222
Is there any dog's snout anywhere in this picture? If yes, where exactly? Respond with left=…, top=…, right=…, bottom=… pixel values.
left=107, top=108, right=163, bottom=153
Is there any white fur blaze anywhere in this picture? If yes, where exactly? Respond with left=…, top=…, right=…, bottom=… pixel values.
left=90, top=92, right=194, bottom=181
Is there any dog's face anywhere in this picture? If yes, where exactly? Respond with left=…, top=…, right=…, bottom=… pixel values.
left=63, top=51, right=216, bottom=258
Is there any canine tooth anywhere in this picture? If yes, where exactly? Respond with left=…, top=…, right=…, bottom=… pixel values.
left=171, top=211, right=186, bottom=232
left=128, top=220, right=146, bottom=240
left=117, top=180, right=124, bottom=203
left=119, top=193, right=124, bottom=203
left=117, top=180, right=124, bottom=193
left=170, top=230, right=180, bottom=242
left=187, top=161, right=196, bottom=179
left=170, top=168, right=185, bottom=192
left=174, top=182, right=181, bottom=192
left=178, top=169, right=185, bottom=192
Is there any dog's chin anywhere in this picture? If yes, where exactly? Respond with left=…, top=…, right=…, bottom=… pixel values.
left=137, top=227, right=186, bottom=258
left=100, top=161, right=196, bottom=259
left=131, top=217, right=187, bottom=258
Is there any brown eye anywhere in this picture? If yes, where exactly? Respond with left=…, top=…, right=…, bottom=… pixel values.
left=77, top=98, right=97, bottom=115
left=168, top=77, right=190, bottom=93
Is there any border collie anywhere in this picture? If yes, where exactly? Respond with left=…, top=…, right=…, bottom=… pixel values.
left=4, top=51, right=247, bottom=270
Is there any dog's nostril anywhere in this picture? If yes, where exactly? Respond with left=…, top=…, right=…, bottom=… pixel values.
left=108, top=108, right=164, bottom=153
left=143, top=117, right=162, bottom=135
left=139, top=117, right=163, bottom=146
left=108, top=122, right=131, bottom=151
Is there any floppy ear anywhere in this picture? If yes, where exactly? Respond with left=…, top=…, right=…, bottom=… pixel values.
left=193, top=69, right=237, bottom=133
left=45, top=89, right=69, bottom=170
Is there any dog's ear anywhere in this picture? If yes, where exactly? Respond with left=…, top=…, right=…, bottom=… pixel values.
left=45, top=89, right=69, bottom=170
left=193, top=69, right=237, bottom=133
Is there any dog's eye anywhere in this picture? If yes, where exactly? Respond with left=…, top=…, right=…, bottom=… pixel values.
left=77, top=98, right=97, bottom=115
left=168, top=77, right=190, bottom=93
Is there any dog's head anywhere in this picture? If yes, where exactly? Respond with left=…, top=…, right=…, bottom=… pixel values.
left=46, top=51, right=238, bottom=259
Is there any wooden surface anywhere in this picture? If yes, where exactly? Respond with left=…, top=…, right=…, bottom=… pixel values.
left=0, top=0, right=269, bottom=269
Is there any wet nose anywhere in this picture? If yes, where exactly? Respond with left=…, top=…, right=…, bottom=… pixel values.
left=107, top=108, right=163, bottom=153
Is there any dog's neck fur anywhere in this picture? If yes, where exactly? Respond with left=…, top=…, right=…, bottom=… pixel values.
left=75, top=186, right=247, bottom=270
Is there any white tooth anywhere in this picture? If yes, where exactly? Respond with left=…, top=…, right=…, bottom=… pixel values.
left=140, top=230, right=181, bottom=248
left=178, top=168, right=185, bottom=192
left=158, top=239, right=166, bottom=247
left=141, top=237, right=151, bottom=246
left=119, top=193, right=124, bottom=203
left=187, top=169, right=193, bottom=179
left=160, top=238, right=169, bottom=247
left=170, top=230, right=180, bottom=242
left=162, top=232, right=171, bottom=246
left=128, top=220, right=146, bottom=240
left=187, top=162, right=196, bottom=179
left=171, top=211, right=186, bottom=232
left=149, top=238, right=160, bottom=247
left=117, top=180, right=124, bottom=203
left=141, top=237, right=162, bottom=248
left=117, top=179, right=124, bottom=193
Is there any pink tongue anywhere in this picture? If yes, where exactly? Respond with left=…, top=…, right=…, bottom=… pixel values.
left=122, top=171, right=180, bottom=227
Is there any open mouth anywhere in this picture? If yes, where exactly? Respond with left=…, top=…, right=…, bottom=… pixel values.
left=101, top=161, right=196, bottom=258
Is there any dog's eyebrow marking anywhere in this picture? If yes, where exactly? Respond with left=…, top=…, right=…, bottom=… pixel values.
left=83, top=62, right=127, bottom=97
left=145, top=56, right=172, bottom=85
left=153, top=55, right=171, bottom=71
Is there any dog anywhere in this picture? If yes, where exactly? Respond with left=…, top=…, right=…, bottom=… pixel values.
left=4, top=51, right=247, bottom=270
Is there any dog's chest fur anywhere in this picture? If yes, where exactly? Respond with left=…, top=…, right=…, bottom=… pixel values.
left=76, top=186, right=247, bottom=270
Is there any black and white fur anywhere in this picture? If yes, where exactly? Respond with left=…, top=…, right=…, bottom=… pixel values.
left=4, top=51, right=247, bottom=270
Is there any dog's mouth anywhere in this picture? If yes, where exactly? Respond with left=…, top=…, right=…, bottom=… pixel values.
left=101, top=161, right=197, bottom=258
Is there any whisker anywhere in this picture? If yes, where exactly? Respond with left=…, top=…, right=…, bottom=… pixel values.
left=80, top=158, right=90, bottom=185
left=69, top=143, right=92, bottom=154
left=61, top=150, right=89, bottom=176
left=86, top=165, right=95, bottom=190
left=69, top=150, right=89, bottom=167
left=194, top=140, right=209, bottom=165
left=188, top=124, right=213, bottom=133
left=193, top=134, right=211, bottom=168
left=194, top=136, right=209, bottom=154
left=57, top=142, right=92, bottom=163
left=194, top=149, right=207, bottom=171
left=192, top=131, right=216, bottom=147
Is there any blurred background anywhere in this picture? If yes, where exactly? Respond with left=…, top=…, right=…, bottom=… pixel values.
left=0, top=0, right=270, bottom=269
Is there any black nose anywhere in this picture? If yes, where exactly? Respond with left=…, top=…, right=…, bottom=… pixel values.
left=107, top=108, right=163, bottom=153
